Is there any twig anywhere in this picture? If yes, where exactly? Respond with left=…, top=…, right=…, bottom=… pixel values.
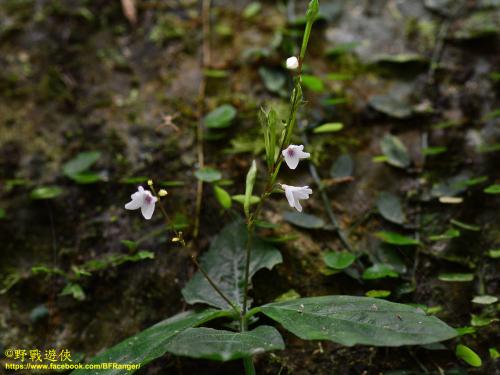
left=190, top=256, right=240, bottom=315
left=301, top=132, right=353, bottom=251
left=193, top=0, right=212, bottom=240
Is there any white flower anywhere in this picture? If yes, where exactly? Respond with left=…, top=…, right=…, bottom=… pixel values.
left=125, top=186, right=158, bottom=220
left=286, top=56, right=299, bottom=70
left=282, top=144, right=310, bottom=169
left=281, top=184, right=312, bottom=212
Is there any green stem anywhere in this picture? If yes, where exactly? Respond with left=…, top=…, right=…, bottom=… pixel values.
left=191, top=256, right=240, bottom=316
left=243, top=356, right=256, bottom=375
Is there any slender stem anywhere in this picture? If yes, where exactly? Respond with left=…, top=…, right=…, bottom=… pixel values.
left=194, top=0, right=212, bottom=240
left=150, top=184, right=185, bottom=246
left=241, top=222, right=255, bottom=317
left=190, top=256, right=240, bottom=316
left=243, top=357, right=256, bottom=375
left=300, top=133, right=353, bottom=252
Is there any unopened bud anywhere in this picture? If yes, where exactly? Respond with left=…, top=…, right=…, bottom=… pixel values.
left=147, top=179, right=153, bottom=186
left=159, top=189, right=168, bottom=197
left=286, top=56, right=299, bottom=70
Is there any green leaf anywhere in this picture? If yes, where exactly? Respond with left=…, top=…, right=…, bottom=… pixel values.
left=438, top=273, right=474, bottom=282
left=194, top=167, right=222, bottom=182
left=323, top=251, right=356, bottom=270
left=428, top=228, right=461, bottom=241
left=362, top=264, right=399, bottom=280
left=0, top=208, right=6, bottom=219
left=60, top=283, right=85, bottom=301
left=63, top=151, right=101, bottom=177
left=305, top=0, right=319, bottom=21
left=471, top=295, right=498, bottom=305
left=182, top=221, right=282, bottom=310
left=244, top=160, right=257, bottom=218
left=422, top=146, right=447, bottom=156
left=375, top=231, right=419, bottom=245
left=313, top=122, right=343, bottom=134
left=380, top=134, right=410, bottom=169
left=204, top=105, right=237, bottom=128
left=450, top=219, right=480, bottom=232
left=255, top=296, right=457, bottom=346
left=120, top=240, right=138, bottom=251
left=488, top=249, right=500, bottom=258
left=32, top=265, right=65, bottom=276
left=484, top=184, right=500, bottom=194
left=30, top=186, right=63, bottom=200
left=301, top=75, right=325, bottom=92
left=71, top=309, right=230, bottom=375
left=243, top=2, right=262, bottom=18
left=274, top=289, right=301, bottom=302
left=259, top=67, right=286, bottom=93
left=69, top=171, right=103, bottom=184
left=325, top=42, right=360, bottom=56
left=232, top=194, right=260, bottom=206
left=456, top=344, right=482, bottom=367
left=365, top=290, right=391, bottom=298
left=376, top=192, right=406, bottom=225
left=330, top=154, right=353, bottom=178
left=282, top=211, right=325, bottom=229
left=471, top=314, right=498, bottom=327
left=213, top=185, right=232, bottom=209
left=490, top=348, right=500, bottom=360
left=369, top=95, right=412, bottom=119
left=164, top=326, right=284, bottom=361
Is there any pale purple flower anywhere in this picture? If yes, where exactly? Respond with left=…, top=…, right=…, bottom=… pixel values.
left=125, top=186, right=157, bottom=220
left=282, top=144, right=310, bottom=169
left=281, top=184, right=312, bottom=212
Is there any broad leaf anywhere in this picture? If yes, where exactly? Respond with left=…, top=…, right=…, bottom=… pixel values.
left=438, top=273, right=474, bottom=282
left=375, top=231, right=420, bottom=246
left=323, top=251, right=356, bottom=270
left=213, top=185, right=232, bottom=209
left=301, top=75, right=324, bottom=92
left=255, top=296, right=457, bottom=346
left=362, top=264, right=399, bottom=279
left=313, top=122, right=343, bottom=133
left=376, top=192, right=406, bottom=225
left=380, top=134, right=410, bottom=168
left=330, top=154, right=353, bottom=178
left=182, top=221, right=282, bottom=310
left=204, top=105, right=237, bottom=128
left=194, top=167, right=222, bottom=182
left=30, top=186, right=63, bottom=200
left=456, top=344, right=482, bottom=367
left=282, top=211, right=325, bottom=229
left=71, top=309, right=230, bottom=375
left=165, top=326, right=284, bottom=361
left=63, top=151, right=101, bottom=177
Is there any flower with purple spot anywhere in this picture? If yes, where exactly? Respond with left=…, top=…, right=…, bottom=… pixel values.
left=125, top=186, right=158, bottom=220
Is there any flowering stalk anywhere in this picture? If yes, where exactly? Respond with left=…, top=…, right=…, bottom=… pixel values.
left=240, top=4, right=320, bottom=373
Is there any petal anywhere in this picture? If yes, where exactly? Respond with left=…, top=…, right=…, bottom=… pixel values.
left=125, top=197, right=142, bottom=210
left=284, top=187, right=296, bottom=208
left=298, top=150, right=311, bottom=159
left=293, top=199, right=303, bottom=212
left=284, top=153, right=300, bottom=169
left=138, top=186, right=144, bottom=192
left=141, top=202, right=155, bottom=220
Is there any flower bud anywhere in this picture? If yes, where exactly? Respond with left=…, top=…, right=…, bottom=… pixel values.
left=158, top=189, right=168, bottom=197
left=286, top=56, right=299, bottom=70
left=147, top=179, right=153, bottom=186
